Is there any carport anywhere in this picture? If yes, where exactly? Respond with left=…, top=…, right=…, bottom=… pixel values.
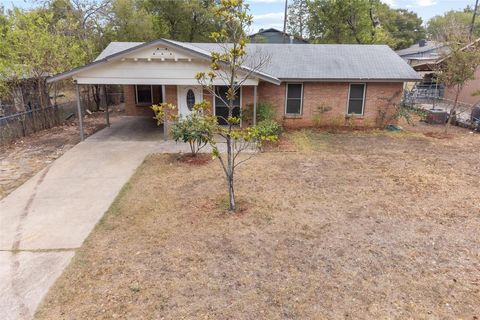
left=46, top=39, right=279, bottom=141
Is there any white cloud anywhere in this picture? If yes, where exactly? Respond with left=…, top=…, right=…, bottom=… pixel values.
left=415, top=0, right=437, bottom=7
left=247, top=0, right=284, bottom=3
left=253, top=12, right=285, bottom=23
left=251, top=12, right=285, bottom=33
left=382, top=0, right=396, bottom=6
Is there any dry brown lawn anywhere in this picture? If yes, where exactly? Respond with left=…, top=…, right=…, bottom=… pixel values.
left=36, top=126, right=480, bottom=319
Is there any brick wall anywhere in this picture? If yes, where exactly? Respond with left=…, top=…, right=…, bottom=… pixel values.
left=123, top=85, right=162, bottom=117
left=124, top=82, right=404, bottom=128
left=123, top=85, right=136, bottom=115
left=202, top=88, right=214, bottom=114
left=256, top=81, right=403, bottom=128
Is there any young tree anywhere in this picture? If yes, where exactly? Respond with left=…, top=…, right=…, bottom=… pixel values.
left=437, top=39, right=480, bottom=132
left=195, top=0, right=273, bottom=212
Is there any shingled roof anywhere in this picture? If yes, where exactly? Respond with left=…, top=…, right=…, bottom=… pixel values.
left=48, top=39, right=421, bottom=83
left=192, top=42, right=421, bottom=81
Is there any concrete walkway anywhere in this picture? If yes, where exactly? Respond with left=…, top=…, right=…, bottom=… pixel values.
left=0, top=117, right=194, bottom=320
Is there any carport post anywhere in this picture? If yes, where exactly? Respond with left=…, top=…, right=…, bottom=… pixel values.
left=106, top=104, right=110, bottom=127
left=105, top=85, right=110, bottom=127
left=253, top=85, right=258, bottom=126
left=75, top=82, right=85, bottom=141
left=162, top=85, right=167, bottom=141
left=163, top=113, right=168, bottom=141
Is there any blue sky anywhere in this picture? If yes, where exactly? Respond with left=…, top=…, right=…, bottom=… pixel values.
left=2, top=0, right=476, bottom=33
left=247, top=0, right=474, bottom=32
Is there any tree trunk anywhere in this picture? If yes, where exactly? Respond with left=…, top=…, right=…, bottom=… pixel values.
left=226, top=134, right=236, bottom=211
left=445, top=86, right=461, bottom=133
left=37, top=78, right=47, bottom=109
left=228, top=173, right=235, bottom=211
left=92, top=85, right=101, bottom=111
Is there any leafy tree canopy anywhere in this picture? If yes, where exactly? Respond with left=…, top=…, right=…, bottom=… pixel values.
left=427, top=7, right=480, bottom=42
left=288, top=0, right=425, bottom=50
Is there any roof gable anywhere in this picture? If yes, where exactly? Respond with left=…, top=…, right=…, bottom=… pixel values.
left=48, top=39, right=280, bottom=84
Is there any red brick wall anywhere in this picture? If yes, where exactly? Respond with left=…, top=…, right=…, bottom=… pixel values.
left=123, top=85, right=136, bottom=115
left=123, top=85, right=162, bottom=117
left=124, top=82, right=404, bottom=128
left=164, top=85, right=177, bottom=106
left=258, top=82, right=286, bottom=121
left=256, top=81, right=404, bottom=128
left=202, top=88, right=214, bottom=114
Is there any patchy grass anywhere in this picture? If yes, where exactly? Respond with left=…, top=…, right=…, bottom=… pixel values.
left=36, top=128, right=480, bottom=319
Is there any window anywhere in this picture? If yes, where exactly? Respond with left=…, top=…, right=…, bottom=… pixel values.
left=215, top=86, right=241, bottom=125
left=135, top=85, right=152, bottom=104
left=186, top=89, right=195, bottom=111
left=285, top=83, right=303, bottom=115
left=347, top=83, right=366, bottom=115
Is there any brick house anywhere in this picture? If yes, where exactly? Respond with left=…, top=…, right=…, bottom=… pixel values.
left=48, top=38, right=420, bottom=136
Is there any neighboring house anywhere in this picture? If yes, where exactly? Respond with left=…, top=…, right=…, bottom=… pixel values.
left=401, top=39, right=480, bottom=105
left=47, top=38, right=420, bottom=131
left=248, top=28, right=308, bottom=44
left=396, top=40, right=450, bottom=99
left=396, top=40, right=449, bottom=67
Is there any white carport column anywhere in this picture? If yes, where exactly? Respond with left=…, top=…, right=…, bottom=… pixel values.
left=75, top=81, right=85, bottom=141
left=162, top=85, right=167, bottom=141
left=253, top=85, right=258, bottom=126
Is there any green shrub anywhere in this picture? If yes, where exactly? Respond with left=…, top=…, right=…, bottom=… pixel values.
left=255, top=119, right=283, bottom=137
left=312, top=103, right=332, bottom=127
left=242, top=101, right=276, bottom=123
left=170, top=106, right=217, bottom=155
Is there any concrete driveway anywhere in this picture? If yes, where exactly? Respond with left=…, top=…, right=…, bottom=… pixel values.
left=0, top=117, right=192, bottom=319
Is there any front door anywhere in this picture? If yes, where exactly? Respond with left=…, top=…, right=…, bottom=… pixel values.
left=214, top=86, right=241, bottom=125
left=177, top=86, right=203, bottom=118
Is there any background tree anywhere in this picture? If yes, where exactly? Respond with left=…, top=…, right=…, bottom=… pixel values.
left=379, top=8, right=425, bottom=49
left=104, top=0, right=157, bottom=42
left=0, top=6, right=15, bottom=99
left=427, top=7, right=480, bottom=42
left=1, top=8, right=85, bottom=109
left=307, top=0, right=394, bottom=45
left=287, top=0, right=309, bottom=40
left=196, top=0, right=274, bottom=212
left=141, top=0, right=220, bottom=42
left=299, top=0, right=424, bottom=49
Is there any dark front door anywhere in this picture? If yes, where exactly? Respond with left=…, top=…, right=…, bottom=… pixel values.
left=215, top=86, right=240, bottom=125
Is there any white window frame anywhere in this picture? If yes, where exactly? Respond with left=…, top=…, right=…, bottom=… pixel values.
left=346, top=83, right=366, bottom=116
left=284, top=83, right=304, bottom=116
left=135, top=85, right=153, bottom=105
left=213, top=85, right=243, bottom=126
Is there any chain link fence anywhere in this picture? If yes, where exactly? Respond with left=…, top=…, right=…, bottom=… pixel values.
left=0, top=105, right=61, bottom=145
left=0, top=86, right=125, bottom=145
left=404, top=90, right=480, bottom=130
